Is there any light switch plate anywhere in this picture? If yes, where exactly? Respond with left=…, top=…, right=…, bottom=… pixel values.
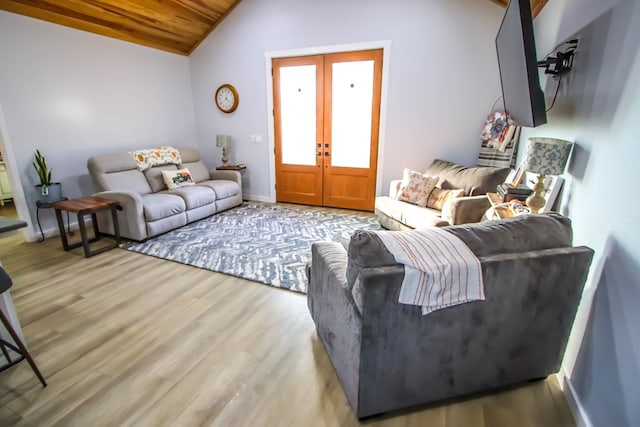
left=250, top=135, right=262, bottom=143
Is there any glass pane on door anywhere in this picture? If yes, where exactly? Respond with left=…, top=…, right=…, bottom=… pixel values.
left=279, top=65, right=317, bottom=166
left=330, top=60, right=374, bottom=168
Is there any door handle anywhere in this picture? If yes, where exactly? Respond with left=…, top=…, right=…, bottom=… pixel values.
left=324, top=143, right=329, bottom=148
left=317, top=143, right=322, bottom=147
left=317, top=151, right=322, bottom=156
left=324, top=152, right=330, bottom=156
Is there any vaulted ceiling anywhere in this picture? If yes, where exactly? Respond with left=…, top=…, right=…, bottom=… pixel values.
left=490, top=0, right=549, bottom=18
left=0, top=0, right=242, bottom=55
left=0, top=0, right=549, bottom=56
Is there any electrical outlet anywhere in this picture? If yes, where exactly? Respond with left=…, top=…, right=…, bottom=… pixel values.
left=250, top=135, right=262, bottom=143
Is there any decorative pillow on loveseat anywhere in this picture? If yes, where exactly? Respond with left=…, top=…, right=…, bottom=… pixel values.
left=426, top=188, right=465, bottom=210
left=161, top=168, right=195, bottom=190
left=397, top=169, right=438, bottom=207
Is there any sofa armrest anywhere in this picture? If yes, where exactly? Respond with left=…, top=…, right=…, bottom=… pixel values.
left=210, top=170, right=241, bottom=186
left=388, top=180, right=402, bottom=199
left=309, top=242, right=349, bottom=292
left=441, top=195, right=490, bottom=225
left=93, top=190, right=147, bottom=241
left=308, top=241, right=359, bottom=321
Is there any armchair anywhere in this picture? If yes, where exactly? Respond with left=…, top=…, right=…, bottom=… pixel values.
left=307, top=214, right=593, bottom=418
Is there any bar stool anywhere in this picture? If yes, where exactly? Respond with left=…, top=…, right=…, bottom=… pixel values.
left=0, top=267, right=46, bottom=387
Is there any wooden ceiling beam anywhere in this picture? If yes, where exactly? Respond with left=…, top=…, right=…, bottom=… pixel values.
left=489, top=0, right=550, bottom=18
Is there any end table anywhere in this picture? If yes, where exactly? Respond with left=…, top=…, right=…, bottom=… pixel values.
left=50, top=196, right=122, bottom=258
left=216, top=164, right=246, bottom=171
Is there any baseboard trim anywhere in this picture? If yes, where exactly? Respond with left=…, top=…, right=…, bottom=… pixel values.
left=559, top=367, right=592, bottom=427
left=243, top=195, right=273, bottom=203
left=25, top=220, right=82, bottom=243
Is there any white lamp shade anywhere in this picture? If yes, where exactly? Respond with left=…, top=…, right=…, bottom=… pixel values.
left=521, top=137, right=573, bottom=175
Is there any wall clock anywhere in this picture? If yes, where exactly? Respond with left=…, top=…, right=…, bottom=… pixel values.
left=215, top=84, right=239, bottom=113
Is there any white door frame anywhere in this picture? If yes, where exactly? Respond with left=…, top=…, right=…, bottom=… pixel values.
left=0, top=104, right=35, bottom=241
left=264, top=40, right=392, bottom=204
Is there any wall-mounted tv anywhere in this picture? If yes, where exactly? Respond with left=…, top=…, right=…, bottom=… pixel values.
left=495, top=0, right=547, bottom=127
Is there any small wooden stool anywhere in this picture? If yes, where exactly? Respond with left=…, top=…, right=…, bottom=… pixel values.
left=0, top=267, right=46, bottom=387
left=50, top=196, right=122, bottom=258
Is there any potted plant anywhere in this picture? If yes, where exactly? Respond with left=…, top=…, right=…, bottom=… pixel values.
left=33, top=149, right=62, bottom=202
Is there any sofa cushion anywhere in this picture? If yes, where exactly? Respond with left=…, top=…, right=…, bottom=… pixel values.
left=425, top=159, right=510, bottom=196
left=88, top=152, right=137, bottom=174
left=99, top=170, right=153, bottom=195
left=397, top=169, right=438, bottom=207
left=144, top=164, right=178, bottom=192
left=346, top=213, right=573, bottom=288
left=445, top=213, right=573, bottom=256
left=141, top=193, right=186, bottom=221
left=426, top=188, right=465, bottom=210
left=179, top=147, right=202, bottom=163
left=181, top=160, right=210, bottom=183
left=87, top=152, right=154, bottom=194
left=198, top=179, right=240, bottom=199
left=375, top=196, right=444, bottom=229
left=346, top=230, right=397, bottom=287
left=162, top=168, right=195, bottom=190
left=162, top=186, right=215, bottom=210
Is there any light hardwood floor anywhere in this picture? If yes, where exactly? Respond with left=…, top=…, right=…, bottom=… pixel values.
left=0, top=210, right=575, bottom=427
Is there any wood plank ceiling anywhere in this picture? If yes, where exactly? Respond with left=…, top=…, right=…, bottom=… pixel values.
left=0, top=0, right=549, bottom=56
left=0, top=0, right=242, bottom=55
left=490, top=0, right=549, bottom=18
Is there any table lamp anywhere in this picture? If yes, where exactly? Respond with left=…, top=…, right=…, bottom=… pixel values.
left=216, top=135, right=231, bottom=167
left=521, top=137, right=573, bottom=213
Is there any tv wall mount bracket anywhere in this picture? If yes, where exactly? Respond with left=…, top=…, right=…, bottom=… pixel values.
left=537, top=39, right=578, bottom=76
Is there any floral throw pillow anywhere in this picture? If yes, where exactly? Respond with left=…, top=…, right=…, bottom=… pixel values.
left=161, top=168, right=195, bottom=190
left=397, top=169, right=438, bottom=207
left=426, top=188, right=465, bottom=210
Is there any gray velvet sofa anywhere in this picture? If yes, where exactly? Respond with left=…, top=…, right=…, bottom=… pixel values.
left=375, top=159, right=510, bottom=230
left=87, top=147, right=242, bottom=241
left=307, top=214, right=594, bottom=419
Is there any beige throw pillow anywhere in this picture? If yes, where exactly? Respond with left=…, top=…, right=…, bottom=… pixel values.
left=427, top=188, right=465, bottom=210
left=397, top=169, right=438, bottom=207
left=161, top=168, right=195, bottom=190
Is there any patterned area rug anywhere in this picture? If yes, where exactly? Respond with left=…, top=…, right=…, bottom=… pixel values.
left=123, top=202, right=380, bottom=293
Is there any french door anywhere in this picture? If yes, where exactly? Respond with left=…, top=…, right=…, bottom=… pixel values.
left=272, top=49, right=383, bottom=211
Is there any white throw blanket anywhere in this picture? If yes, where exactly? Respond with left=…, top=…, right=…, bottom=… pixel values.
left=375, top=228, right=484, bottom=315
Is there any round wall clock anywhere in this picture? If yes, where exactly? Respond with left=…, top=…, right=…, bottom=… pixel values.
left=215, top=84, right=239, bottom=113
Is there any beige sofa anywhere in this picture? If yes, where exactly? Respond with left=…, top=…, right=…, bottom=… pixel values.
left=87, top=147, right=242, bottom=241
left=375, top=159, right=511, bottom=230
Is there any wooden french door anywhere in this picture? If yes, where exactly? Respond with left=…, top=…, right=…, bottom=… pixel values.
left=272, top=49, right=383, bottom=211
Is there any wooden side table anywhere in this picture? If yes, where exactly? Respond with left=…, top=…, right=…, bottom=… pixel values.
left=50, top=196, right=122, bottom=258
left=486, top=192, right=530, bottom=220
left=486, top=192, right=515, bottom=219
left=216, top=164, right=246, bottom=171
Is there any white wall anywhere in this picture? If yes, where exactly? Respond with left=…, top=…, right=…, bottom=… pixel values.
left=0, top=11, right=197, bottom=238
left=189, top=0, right=505, bottom=199
left=521, top=0, right=640, bottom=425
